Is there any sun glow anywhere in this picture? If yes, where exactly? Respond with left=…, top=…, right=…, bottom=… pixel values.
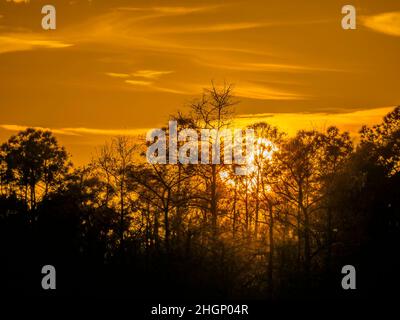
left=220, top=137, right=278, bottom=192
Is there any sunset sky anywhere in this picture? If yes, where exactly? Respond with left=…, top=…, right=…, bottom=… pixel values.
left=0, top=0, right=399, bottom=165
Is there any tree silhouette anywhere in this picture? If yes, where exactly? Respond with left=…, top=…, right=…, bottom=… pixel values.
left=0, top=93, right=399, bottom=300
left=1, top=128, right=70, bottom=211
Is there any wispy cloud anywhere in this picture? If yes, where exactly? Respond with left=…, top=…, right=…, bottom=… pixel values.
left=0, top=124, right=79, bottom=136
left=125, top=79, right=153, bottom=86
left=107, top=70, right=173, bottom=81
left=131, top=70, right=173, bottom=79
left=148, top=18, right=331, bottom=35
left=6, top=0, right=30, bottom=3
left=152, top=22, right=268, bottom=34
left=123, top=77, right=305, bottom=99
left=234, top=106, right=395, bottom=136
left=0, top=124, right=149, bottom=137
left=362, top=11, right=400, bottom=37
left=125, top=79, right=188, bottom=95
left=105, top=72, right=130, bottom=79
left=149, top=86, right=188, bottom=95
left=116, top=5, right=221, bottom=16
left=197, top=60, right=342, bottom=73
left=61, top=127, right=149, bottom=136
left=106, top=69, right=183, bottom=94
left=234, top=84, right=307, bottom=101
left=0, top=35, right=73, bottom=54
left=112, top=5, right=222, bottom=24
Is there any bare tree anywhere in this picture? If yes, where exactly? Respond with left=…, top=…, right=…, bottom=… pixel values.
left=190, top=83, right=236, bottom=243
left=95, top=136, right=136, bottom=257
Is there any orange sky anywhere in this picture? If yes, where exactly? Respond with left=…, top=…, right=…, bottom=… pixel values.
left=0, top=0, right=399, bottom=165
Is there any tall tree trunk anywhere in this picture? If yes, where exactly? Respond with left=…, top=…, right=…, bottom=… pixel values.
left=154, top=211, right=160, bottom=251
left=119, top=180, right=125, bottom=258
left=303, top=205, right=311, bottom=286
left=175, top=165, right=183, bottom=247
left=145, top=203, right=151, bottom=271
left=254, top=171, right=260, bottom=239
left=164, top=190, right=171, bottom=252
left=232, top=185, right=237, bottom=238
left=30, top=183, right=36, bottom=210
left=210, top=164, right=218, bottom=242
left=297, top=185, right=303, bottom=271
left=24, top=185, right=28, bottom=210
left=268, top=201, right=274, bottom=296
left=325, top=206, right=333, bottom=277
left=105, top=172, right=111, bottom=207
left=245, top=180, right=249, bottom=242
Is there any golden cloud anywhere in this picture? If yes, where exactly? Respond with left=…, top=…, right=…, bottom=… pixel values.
left=125, top=79, right=188, bottom=95
left=131, top=70, right=173, bottom=79
left=125, top=79, right=153, bottom=86
left=105, top=72, right=130, bottom=79
left=234, top=84, right=307, bottom=101
left=116, top=5, right=221, bottom=16
left=234, top=106, right=395, bottom=136
left=0, top=124, right=149, bottom=137
left=6, top=0, right=30, bottom=3
left=152, top=22, right=268, bottom=34
left=0, top=35, right=73, bottom=54
left=362, top=11, right=400, bottom=37
left=0, top=124, right=79, bottom=136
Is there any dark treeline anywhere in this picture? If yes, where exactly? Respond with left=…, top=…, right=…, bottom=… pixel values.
left=1, top=85, right=399, bottom=299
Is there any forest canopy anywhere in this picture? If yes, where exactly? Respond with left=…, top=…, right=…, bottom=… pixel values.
left=0, top=86, right=399, bottom=299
